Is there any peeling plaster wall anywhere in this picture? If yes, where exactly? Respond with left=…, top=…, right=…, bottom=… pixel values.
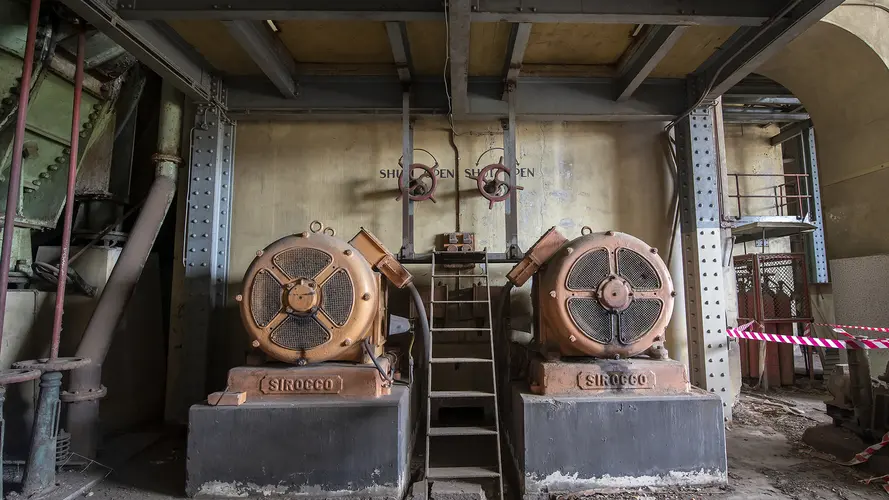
left=759, top=2, right=889, bottom=260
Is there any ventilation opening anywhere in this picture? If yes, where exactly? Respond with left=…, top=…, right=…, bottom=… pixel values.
left=566, top=248, right=610, bottom=290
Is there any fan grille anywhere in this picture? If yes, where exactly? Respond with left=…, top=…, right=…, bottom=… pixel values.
left=274, top=248, right=332, bottom=280
left=270, top=316, right=331, bottom=350
left=618, top=299, right=663, bottom=344
left=321, top=269, right=354, bottom=326
left=567, top=249, right=610, bottom=290
left=250, top=271, right=282, bottom=327
left=567, top=297, right=614, bottom=344
left=617, top=248, right=661, bottom=290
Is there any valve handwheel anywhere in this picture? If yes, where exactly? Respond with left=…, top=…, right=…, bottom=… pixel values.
left=469, top=163, right=524, bottom=209
left=396, top=163, right=438, bottom=203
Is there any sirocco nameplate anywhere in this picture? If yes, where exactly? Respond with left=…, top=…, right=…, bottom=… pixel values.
left=577, top=371, right=655, bottom=390
left=261, top=375, right=344, bottom=394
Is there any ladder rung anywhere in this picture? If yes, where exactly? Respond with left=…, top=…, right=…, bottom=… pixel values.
left=431, top=327, right=491, bottom=332
left=430, top=357, right=493, bottom=364
left=431, top=300, right=488, bottom=304
left=431, top=274, right=488, bottom=278
left=429, top=391, right=495, bottom=399
left=426, top=467, right=500, bottom=479
left=428, top=426, right=497, bottom=437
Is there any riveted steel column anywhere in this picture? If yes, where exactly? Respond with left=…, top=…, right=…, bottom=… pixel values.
left=400, top=91, right=414, bottom=258
left=171, top=103, right=235, bottom=417
left=676, top=105, right=733, bottom=420
left=802, top=127, right=827, bottom=283
left=503, top=89, right=519, bottom=258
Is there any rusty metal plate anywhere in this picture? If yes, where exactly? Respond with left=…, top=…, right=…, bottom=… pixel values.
left=530, top=358, right=689, bottom=396
left=260, top=375, right=344, bottom=394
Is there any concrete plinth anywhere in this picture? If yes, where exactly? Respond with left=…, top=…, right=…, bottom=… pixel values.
left=507, top=383, right=727, bottom=499
left=187, top=386, right=410, bottom=499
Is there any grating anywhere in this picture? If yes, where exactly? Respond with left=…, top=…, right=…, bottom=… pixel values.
left=567, top=297, right=614, bottom=344
left=270, top=315, right=331, bottom=350
left=617, top=248, right=661, bottom=290
left=321, top=269, right=354, bottom=326
left=735, top=258, right=755, bottom=320
left=566, top=249, right=610, bottom=290
left=618, top=299, right=663, bottom=344
left=250, top=270, right=282, bottom=327
left=759, top=255, right=810, bottom=319
left=273, top=247, right=333, bottom=280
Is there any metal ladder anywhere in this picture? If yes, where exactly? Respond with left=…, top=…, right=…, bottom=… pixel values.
left=425, top=251, right=503, bottom=500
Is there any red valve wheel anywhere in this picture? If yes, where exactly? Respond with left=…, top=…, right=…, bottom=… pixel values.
left=470, top=163, right=524, bottom=209
left=395, top=163, right=438, bottom=203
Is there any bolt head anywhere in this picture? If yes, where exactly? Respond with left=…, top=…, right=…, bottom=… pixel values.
left=251, top=340, right=260, bottom=348
left=234, top=294, right=243, bottom=302
left=568, top=335, right=577, bottom=342
left=256, top=250, right=263, bottom=257
left=566, top=247, right=574, bottom=255
left=344, top=249, right=353, bottom=256
left=343, top=338, right=353, bottom=346
left=549, top=290, right=557, bottom=298
left=362, top=293, right=371, bottom=301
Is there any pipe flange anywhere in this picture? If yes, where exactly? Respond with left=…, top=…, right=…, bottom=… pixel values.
left=0, top=368, right=41, bottom=385
left=60, top=385, right=108, bottom=402
left=13, top=357, right=91, bottom=372
left=150, top=153, right=182, bottom=165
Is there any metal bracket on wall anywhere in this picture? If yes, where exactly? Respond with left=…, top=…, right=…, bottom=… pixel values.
left=176, top=103, right=235, bottom=413
left=802, top=127, right=828, bottom=283
left=676, top=105, right=733, bottom=420
left=400, top=91, right=415, bottom=259
left=503, top=89, right=521, bottom=259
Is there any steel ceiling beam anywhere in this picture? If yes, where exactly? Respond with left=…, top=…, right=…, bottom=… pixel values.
left=697, top=0, right=845, bottom=99
left=60, top=0, right=218, bottom=103
left=502, top=23, right=532, bottom=98
left=115, top=0, right=778, bottom=25
left=448, top=0, right=471, bottom=116
left=723, top=95, right=801, bottom=106
left=385, top=22, right=413, bottom=84
left=769, top=119, right=813, bottom=146
left=224, top=76, right=686, bottom=121
left=614, top=25, right=686, bottom=102
left=722, top=110, right=810, bottom=124
left=224, top=20, right=298, bottom=98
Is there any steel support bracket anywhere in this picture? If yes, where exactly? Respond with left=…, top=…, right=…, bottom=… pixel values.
left=676, top=104, right=733, bottom=420
left=172, top=104, right=235, bottom=417
left=802, top=127, right=828, bottom=283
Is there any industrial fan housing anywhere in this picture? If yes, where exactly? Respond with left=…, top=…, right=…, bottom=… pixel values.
left=238, top=232, right=386, bottom=364
left=533, top=231, right=674, bottom=358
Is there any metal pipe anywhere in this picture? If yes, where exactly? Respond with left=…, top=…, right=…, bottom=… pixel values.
left=0, top=0, right=41, bottom=347
left=66, top=80, right=183, bottom=457
left=50, top=28, right=85, bottom=360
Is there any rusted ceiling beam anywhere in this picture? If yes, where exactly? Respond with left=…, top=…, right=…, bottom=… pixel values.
left=501, top=23, right=532, bottom=99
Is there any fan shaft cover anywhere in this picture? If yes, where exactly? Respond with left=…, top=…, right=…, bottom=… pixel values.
left=537, top=231, right=674, bottom=358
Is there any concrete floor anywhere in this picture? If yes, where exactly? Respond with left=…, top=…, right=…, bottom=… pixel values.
left=81, top=388, right=883, bottom=500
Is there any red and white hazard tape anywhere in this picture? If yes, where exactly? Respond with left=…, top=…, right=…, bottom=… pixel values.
left=806, top=322, right=889, bottom=335
left=727, top=322, right=889, bottom=349
left=836, top=431, right=889, bottom=493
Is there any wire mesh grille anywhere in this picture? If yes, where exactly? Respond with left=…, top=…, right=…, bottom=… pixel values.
left=759, top=255, right=811, bottom=320
left=270, top=315, right=331, bottom=350
left=618, top=299, right=663, bottom=344
left=567, top=249, right=610, bottom=290
left=250, top=270, right=282, bottom=327
left=273, top=247, right=332, bottom=280
left=616, top=249, right=661, bottom=290
left=321, top=269, right=354, bottom=326
left=567, top=297, right=614, bottom=344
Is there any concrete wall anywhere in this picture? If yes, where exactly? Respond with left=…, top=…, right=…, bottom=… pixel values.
left=217, top=119, right=677, bottom=375
left=760, top=1, right=889, bottom=260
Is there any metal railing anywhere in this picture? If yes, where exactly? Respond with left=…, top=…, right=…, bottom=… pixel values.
left=728, top=173, right=812, bottom=219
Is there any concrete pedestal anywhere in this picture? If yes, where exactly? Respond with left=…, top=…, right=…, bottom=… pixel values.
left=507, top=383, right=727, bottom=499
left=187, top=386, right=410, bottom=498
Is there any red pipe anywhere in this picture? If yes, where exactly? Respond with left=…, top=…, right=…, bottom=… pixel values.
left=0, top=0, right=41, bottom=348
left=49, top=27, right=85, bottom=360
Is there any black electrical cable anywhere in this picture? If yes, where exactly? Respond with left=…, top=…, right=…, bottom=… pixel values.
left=363, top=338, right=392, bottom=384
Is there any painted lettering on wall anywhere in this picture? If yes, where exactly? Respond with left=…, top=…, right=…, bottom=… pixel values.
left=463, top=168, right=536, bottom=178
left=379, top=169, right=456, bottom=179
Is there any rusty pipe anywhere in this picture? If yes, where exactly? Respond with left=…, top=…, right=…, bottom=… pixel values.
left=49, top=27, right=85, bottom=360
left=0, top=0, right=41, bottom=350
left=66, top=80, right=183, bottom=457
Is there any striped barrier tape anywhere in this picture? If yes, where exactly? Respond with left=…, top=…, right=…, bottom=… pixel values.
left=806, top=322, right=889, bottom=335
left=727, top=323, right=889, bottom=349
left=864, top=474, right=889, bottom=494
